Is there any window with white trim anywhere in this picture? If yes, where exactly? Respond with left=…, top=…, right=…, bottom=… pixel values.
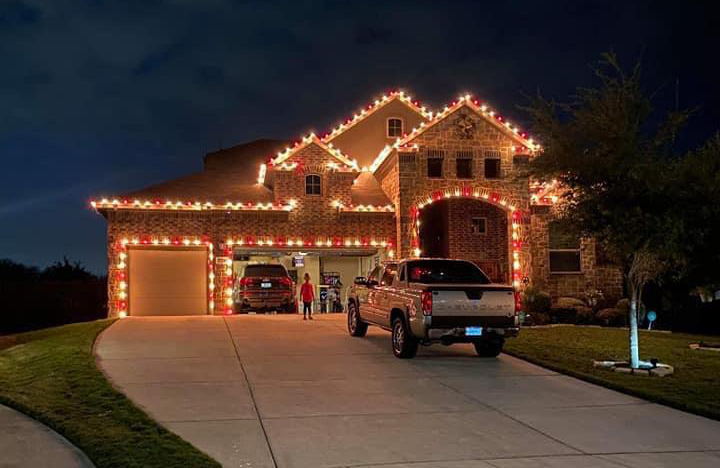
left=305, top=174, right=322, bottom=195
left=387, top=118, right=403, bottom=137
left=549, top=221, right=581, bottom=273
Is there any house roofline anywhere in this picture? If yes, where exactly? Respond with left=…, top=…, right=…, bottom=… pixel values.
left=395, top=95, right=540, bottom=151
left=322, top=90, right=432, bottom=144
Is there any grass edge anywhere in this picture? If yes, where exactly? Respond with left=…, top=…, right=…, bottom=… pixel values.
left=502, top=347, right=720, bottom=422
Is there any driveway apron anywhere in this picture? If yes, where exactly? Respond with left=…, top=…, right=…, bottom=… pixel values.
left=95, top=315, right=720, bottom=468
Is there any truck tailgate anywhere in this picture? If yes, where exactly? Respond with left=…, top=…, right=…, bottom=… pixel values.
left=427, top=285, right=515, bottom=317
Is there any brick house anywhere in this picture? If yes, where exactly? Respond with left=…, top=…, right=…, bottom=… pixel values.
left=93, top=92, right=622, bottom=317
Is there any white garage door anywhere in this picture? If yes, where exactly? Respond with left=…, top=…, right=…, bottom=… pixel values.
left=129, top=248, right=208, bottom=316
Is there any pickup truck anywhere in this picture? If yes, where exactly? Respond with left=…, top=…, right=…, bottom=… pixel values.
left=346, top=258, right=520, bottom=358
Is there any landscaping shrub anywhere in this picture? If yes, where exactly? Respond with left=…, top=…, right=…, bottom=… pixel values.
left=521, top=287, right=552, bottom=325
left=522, top=287, right=552, bottom=315
left=549, top=307, right=577, bottom=324
left=555, top=296, right=586, bottom=309
left=596, top=307, right=627, bottom=327
left=616, top=298, right=630, bottom=314
left=524, top=311, right=551, bottom=326
left=575, top=306, right=596, bottom=325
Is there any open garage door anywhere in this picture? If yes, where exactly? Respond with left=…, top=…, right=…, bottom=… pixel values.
left=128, top=248, right=208, bottom=316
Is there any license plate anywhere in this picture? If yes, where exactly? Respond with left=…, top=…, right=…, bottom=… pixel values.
left=465, top=326, right=483, bottom=336
left=261, top=282, right=272, bottom=288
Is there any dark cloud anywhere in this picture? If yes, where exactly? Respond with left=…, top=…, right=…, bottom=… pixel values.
left=132, top=40, right=189, bottom=76
left=0, top=0, right=42, bottom=27
left=0, top=0, right=718, bottom=273
left=354, top=26, right=393, bottom=45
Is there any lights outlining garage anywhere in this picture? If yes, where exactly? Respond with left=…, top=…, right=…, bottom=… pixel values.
left=223, top=235, right=395, bottom=254
left=410, top=187, right=525, bottom=289
left=113, top=237, right=214, bottom=318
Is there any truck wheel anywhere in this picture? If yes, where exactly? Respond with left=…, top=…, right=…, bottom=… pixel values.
left=347, top=302, right=368, bottom=337
left=392, top=317, right=418, bottom=358
left=473, top=338, right=504, bottom=357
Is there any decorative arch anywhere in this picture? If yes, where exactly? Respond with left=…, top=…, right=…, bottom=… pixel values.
left=409, top=186, right=525, bottom=288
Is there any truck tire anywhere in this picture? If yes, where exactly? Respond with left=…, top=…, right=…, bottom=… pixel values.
left=473, top=337, right=504, bottom=357
left=347, top=302, right=368, bottom=337
left=391, top=316, right=418, bottom=358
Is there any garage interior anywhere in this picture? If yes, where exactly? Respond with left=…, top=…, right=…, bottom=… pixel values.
left=232, top=246, right=387, bottom=313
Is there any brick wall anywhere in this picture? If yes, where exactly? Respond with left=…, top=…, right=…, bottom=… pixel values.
left=375, top=105, right=531, bottom=283
left=105, top=143, right=396, bottom=317
left=103, top=107, right=624, bottom=316
left=447, top=199, right=509, bottom=281
left=529, top=206, right=624, bottom=301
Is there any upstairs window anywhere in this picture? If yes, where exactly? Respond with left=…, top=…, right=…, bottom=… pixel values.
left=456, top=151, right=473, bottom=179
left=549, top=221, right=581, bottom=273
left=305, top=174, right=322, bottom=195
left=484, top=157, right=501, bottom=179
left=427, top=149, right=444, bottom=178
left=387, top=118, right=403, bottom=137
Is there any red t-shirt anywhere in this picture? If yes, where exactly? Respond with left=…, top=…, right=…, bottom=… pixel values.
left=300, top=282, right=315, bottom=302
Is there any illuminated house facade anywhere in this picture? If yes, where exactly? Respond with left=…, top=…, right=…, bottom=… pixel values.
left=93, top=92, right=622, bottom=317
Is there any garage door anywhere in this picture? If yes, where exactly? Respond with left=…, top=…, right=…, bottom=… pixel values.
left=129, top=248, right=208, bottom=316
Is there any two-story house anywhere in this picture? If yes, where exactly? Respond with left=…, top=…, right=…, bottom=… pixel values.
left=92, top=91, right=622, bottom=317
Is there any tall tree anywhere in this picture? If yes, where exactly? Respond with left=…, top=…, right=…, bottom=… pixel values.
left=664, top=135, right=720, bottom=292
left=523, top=53, right=691, bottom=368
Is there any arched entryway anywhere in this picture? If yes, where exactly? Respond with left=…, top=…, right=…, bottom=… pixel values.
left=418, top=198, right=510, bottom=282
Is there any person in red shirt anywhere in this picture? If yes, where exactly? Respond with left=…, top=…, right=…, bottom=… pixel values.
left=299, top=273, right=315, bottom=320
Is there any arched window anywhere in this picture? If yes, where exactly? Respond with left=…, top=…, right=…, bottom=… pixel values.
left=387, top=118, right=403, bottom=137
left=305, top=174, right=322, bottom=195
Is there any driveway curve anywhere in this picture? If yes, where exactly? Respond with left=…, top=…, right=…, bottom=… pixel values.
left=95, top=315, right=720, bottom=468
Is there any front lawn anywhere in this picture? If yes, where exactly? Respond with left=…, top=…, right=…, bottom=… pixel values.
left=505, top=326, right=720, bottom=420
left=0, top=321, right=220, bottom=468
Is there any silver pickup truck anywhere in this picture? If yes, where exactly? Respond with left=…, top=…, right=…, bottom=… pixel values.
left=347, top=258, right=520, bottom=358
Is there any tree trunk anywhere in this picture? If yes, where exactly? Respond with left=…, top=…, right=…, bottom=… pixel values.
left=628, top=285, right=640, bottom=368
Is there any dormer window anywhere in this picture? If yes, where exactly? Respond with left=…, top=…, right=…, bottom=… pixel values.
left=387, top=118, right=403, bottom=138
left=305, top=174, right=322, bottom=195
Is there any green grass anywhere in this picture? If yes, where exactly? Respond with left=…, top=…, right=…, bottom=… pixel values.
left=0, top=321, right=220, bottom=468
left=505, top=326, right=720, bottom=420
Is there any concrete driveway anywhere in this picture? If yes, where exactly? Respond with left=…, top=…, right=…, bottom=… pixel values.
left=95, top=315, right=720, bottom=468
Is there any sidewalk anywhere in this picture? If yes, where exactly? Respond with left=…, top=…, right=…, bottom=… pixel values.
left=0, top=404, right=94, bottom=468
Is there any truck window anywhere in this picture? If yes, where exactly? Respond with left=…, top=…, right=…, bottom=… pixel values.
left=381, top=268, right=395, bottom=286
left=406, top=260, right=491, bottom=284
left=368, top=266, right=383, bottom=283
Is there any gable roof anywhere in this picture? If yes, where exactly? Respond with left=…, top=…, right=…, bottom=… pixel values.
left=92, top=139, right=291, bottom=212
left=204, top=139, right=288, bottom=175
left=322, top=90, right=431, bottom=143
left=350, top=171, right=393, bottom=207
left=268, top=133, right=359, bottom=170
left=117, top=170, right=276, bottom=205
left=395, top=94, right=540, bottom=150
left=366, top=94, right=541, bottom=174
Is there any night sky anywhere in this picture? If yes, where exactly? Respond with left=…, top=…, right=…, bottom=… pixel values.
left=2, top=0, right=718, bottom=274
